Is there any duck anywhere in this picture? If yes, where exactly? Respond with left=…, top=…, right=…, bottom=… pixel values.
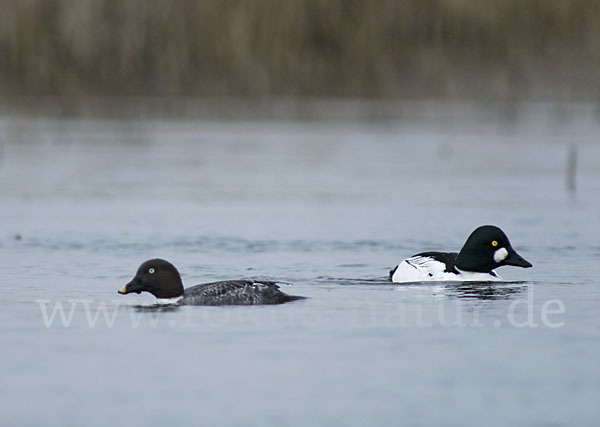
left=118, top=259, right=304, bottom=305
left=389, top=225, right=532, bottom=283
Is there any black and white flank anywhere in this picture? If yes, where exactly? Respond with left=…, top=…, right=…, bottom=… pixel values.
left=389, top=225, right=532, bottom=283
left=119, top=259, right=303, bottom=305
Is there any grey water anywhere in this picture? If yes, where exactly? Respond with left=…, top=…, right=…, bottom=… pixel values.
left=1, top=111, right=599, bottom=427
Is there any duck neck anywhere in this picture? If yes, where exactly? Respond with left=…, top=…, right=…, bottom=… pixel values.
left=153, top=276, right=185, bottom=299
left=455, top=250, right=494, bottom=273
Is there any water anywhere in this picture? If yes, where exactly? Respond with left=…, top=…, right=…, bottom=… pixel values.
left=1, top=113, right=599, bottom=426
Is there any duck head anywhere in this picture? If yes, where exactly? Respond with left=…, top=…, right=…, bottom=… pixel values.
left=118, top=259, right=185, bottom=299
left=455, top=225, right=532, bottom=273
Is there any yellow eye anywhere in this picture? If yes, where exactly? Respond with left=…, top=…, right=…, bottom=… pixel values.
left=491, top=240, right=498, bottom=247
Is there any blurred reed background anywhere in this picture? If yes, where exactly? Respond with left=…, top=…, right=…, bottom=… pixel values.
left=1, top=0, right=599, bottom=109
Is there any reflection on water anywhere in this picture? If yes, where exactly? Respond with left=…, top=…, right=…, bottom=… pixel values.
left=443, top=282, right=527, bottom=300
left=131, top=304, right=181, bottom=312
left=318, top=277, right=528, bottom=301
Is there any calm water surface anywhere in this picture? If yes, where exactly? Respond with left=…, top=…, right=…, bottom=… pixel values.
left=1, top=114, right=599, bottom=426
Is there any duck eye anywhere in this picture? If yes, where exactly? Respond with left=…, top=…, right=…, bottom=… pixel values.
left=491, top=240, right=498, bottom=247
left=148, top=268, right=155, bottom=274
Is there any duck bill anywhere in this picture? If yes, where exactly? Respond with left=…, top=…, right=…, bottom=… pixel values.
left=504, top=249, right=532, bottom=268
left=118, top=276, right=144, bottom=294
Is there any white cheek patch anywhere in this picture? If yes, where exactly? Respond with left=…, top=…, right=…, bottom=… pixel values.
left=494, top=247, right=509, bottom=263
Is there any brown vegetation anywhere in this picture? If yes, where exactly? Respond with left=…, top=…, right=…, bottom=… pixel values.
left=1, top=0, right=599, bottom=100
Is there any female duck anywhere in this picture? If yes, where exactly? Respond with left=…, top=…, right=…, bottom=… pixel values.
left=119, top=259, right=303, bottom=305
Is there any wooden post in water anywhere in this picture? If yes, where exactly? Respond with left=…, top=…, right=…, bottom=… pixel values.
left=566, top=144, right=577, bottom=192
